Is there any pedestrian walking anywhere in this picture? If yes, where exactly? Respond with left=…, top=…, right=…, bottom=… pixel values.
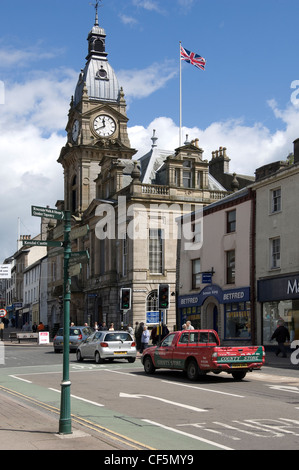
left=140, top=325, right=150, bottom=353
left=271, top=320, right=290, bottom=357
left=186, top=320, right=194, bottom=330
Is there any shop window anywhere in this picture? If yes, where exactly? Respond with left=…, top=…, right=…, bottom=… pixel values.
left=262, top=300, right=299, bottom=345
left=225, top=301, right=251, bottom=339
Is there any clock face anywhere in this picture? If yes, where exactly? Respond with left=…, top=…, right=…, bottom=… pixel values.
left=72, top=120, right=80, bottom=142
left=93, top=115, right=116, bottom=137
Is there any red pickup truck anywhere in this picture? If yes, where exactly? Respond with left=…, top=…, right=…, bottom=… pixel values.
left=141, top=329, right=265, bottom=381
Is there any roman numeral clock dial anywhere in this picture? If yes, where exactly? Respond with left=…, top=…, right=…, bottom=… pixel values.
left=93, top=115, right=116, bottom=137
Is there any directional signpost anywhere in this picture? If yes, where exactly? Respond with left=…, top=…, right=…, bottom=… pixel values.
left=30, top=205, right=90, bottom=435
left=23, top=239, right=63, bottom=248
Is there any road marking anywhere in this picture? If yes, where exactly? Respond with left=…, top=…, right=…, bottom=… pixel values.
left=162, top=380, right=244, bottom=398
left=9, top=375, right=32, bottom=383
left=119, top=392, right=208, bottom=412
left=268, top=384, right=299, bottom=394
left=142, top=419, right=233, bottom=450
left=49, top=388, right=105, bottom=407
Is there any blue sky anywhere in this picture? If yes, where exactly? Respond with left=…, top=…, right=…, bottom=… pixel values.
left=1, top=0, right=299, bottom=262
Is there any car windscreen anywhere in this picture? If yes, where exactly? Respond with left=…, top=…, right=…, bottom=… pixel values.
left=104, top=333, right=132, bottom=342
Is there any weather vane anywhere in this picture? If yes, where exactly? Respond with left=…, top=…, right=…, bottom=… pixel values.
left=89, top=0, right=103, bottom=25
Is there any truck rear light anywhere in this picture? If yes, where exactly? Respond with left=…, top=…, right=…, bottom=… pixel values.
left=100, top=342, right=109, bottom=347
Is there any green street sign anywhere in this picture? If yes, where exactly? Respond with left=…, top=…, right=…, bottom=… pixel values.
left=32, top=205, right=64, bottom=220
left=22, top=239, right=63, bottom=247
left=69, top=250, right=89, bottom=265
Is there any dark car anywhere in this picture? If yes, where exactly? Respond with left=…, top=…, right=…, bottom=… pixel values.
left=53, top=326, right=93, bottom=353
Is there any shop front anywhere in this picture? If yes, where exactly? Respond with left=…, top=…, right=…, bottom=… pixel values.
left=178, top=285, right=251, bottom=341
left=258, top=273, right=299, bottom=345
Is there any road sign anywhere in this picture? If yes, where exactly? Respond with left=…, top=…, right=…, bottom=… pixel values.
left=32, top=205, right=64, bottom=220
left=0, top=264, right=11, bottom=279
left=0, top=309, right=7, bottom=317
left=69, top=250, right=89, bottom=265
left=22, top=240, right=63, bottom=248
left=70, top=225, right=89, bottom=241
left=202, top=272, right=212, bottom=284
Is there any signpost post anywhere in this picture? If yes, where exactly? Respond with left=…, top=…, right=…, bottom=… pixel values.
left=31, top=205, right=72, bottom=435
left=59, top=210, right=72, bottom=435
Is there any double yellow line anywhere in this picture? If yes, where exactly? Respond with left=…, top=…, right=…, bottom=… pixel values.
left=0, top=385, right=155, bottom=450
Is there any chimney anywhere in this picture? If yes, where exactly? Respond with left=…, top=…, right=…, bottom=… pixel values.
left=293, top=138, right=299, bottom=164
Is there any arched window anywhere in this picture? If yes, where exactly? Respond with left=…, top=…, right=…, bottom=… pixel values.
left=146, top=290, right=158, bottom=313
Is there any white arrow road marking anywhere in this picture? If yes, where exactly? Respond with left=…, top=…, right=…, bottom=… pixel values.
left=119, top=392, right=208, bottom=412
left=162, top=379, right=245, bottom=398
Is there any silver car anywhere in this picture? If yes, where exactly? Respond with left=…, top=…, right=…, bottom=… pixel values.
left=53, top=326, right=94, bottom=353
left=76, top=330, right=137, bottom=363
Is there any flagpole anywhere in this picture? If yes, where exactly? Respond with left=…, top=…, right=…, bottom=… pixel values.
left=179, top=41, right=182, bottom=147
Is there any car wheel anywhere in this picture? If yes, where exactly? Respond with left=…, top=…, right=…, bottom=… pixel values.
left=95, top=351, right=104, bottom=364
left=186, top=359, right=199, bottom=381
left=232, top=370, right=247, bottom=381
left=143, top=356, right=155, bottom=374
left=76, top=349, right=83, bottom=362
left=127, top=357, right=136, bottom=363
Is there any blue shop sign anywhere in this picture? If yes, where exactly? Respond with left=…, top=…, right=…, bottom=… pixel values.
left=178, top=285, right=250, bottom=308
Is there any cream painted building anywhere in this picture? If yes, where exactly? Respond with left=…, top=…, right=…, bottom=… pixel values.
left=177, top=188, right=254, bottom=344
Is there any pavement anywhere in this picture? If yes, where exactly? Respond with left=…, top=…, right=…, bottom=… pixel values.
left=0, top=326, right=298, bottom=451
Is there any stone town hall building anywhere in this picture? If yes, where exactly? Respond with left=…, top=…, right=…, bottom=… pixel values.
left=46, top=10, right=245, bottom=331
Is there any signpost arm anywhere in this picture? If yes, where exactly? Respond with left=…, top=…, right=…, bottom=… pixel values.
left=59, top=210, right=72, bottom=434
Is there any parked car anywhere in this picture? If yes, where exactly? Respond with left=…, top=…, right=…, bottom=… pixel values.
left=76, top=330, right=137, bottom=363
left=53, top=326, right=94, bottom=353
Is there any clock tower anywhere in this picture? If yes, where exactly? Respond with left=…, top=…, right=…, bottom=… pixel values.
left=58, top=6, right=136, bottom=215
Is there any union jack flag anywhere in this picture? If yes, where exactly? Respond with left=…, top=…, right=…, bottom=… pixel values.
left=180, top=45, right=206, bottom=71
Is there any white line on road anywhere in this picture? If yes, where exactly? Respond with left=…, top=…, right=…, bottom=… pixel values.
left=49, top=388, right=105, bottom=407
left=161, top=380, right=245, bottom=398
left=119, top=392, right=208, bottom=412
left=142, top=419, right=233, bottom=450
left=9, top=375, right=32, bottom=383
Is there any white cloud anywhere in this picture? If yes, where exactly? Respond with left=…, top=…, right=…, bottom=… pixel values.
left=117, top=61, right=177, bottom=100
left=129, top=101, right=299, bottom=177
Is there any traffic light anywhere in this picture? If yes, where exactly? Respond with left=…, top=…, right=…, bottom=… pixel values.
left=158, top=284, right=169, bottom=309
left=120, top=288, right=131, bottom=310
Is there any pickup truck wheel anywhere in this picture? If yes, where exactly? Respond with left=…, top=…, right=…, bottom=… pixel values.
left=144, top=356, right=155, bottom=374
left=232, top=370, right=247, bottom=381
left=186, top=359, right=199, bottom=381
